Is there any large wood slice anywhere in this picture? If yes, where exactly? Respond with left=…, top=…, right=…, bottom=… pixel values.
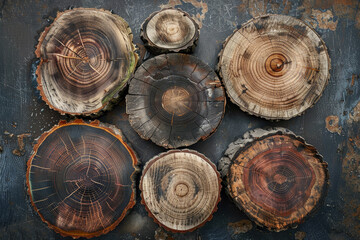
left=140, top=149, right=221, bottom=232
left=35, top=8, right=138, bottom=116
left=141, top=8, right=199, bottom=54
left=218, top=14, right=330, bottom=120
left=26, top=119, right=138, bottom=238
left=218, top=128, right=329, bottom=231
left=126, top=53, right=226, bottom=149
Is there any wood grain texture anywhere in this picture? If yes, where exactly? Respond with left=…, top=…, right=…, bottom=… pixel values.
left=126, top=53, right=226, bottom=149
left=26, top=119, right=138, bottom=238
left=218, top=128, right=329, bottom=231
left=141, top=8, right=199, bottom=54
left=35, top=8, right=138, bottom=116
left=140, top=149, right=221, bottom=232
left=218, top=14, right=330, bottom=120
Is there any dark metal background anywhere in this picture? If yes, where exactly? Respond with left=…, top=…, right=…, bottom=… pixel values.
left=0, top=0, right=359, bottom=239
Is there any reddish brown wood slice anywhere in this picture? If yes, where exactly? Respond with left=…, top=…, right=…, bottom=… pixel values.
left=26, top=119, right=138, bottom=238
left=218, top=14, right=330, bottom=120
left=36, top=8, right=138, bottom=116
left=126, top=53, right=226, bottom=149
left=141, top=8, right=199, bottom=54
left=140, top=149, right=221, bottom=232
left=218, top=128, right=329, bottom=231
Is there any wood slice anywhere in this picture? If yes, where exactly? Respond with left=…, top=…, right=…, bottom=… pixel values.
left=26, top=119, right=138, bottom=238
left=218, top=128, right=329, bottom=231
left=35, top=8, right=138, bottom=116
left=126, top=53, right=226, bottom=149
left=218, top=14, right=330, bottom=120
left=140, top=149, right=221, bottom=232
left=140, top=8, right=199, bottom=54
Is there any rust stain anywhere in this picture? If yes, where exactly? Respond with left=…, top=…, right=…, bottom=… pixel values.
left=12, top=133, right=31, bottom=157
left=311, top=9, right=338, bottom=31
left=160, top=0, right=208, bottom=28
left=228, top=219, right=253, bottom=234
left=237, top=1, right=293, bottom=18
left=325, top=115, right=342, bottom=134
left=340, top=99, right=360, bottom=239
left=349, top=101, right=360, bottom=123
left=351, top=74, right=357, bottom=86
left=297, top=0, right=360, bottom=29
left=238, top=0, right=269, bottom=17
left=295, top=231, right=306, bottom=240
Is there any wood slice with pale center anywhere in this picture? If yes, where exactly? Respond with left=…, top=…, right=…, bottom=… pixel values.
left=218, top=128, right=329, bottom=231
left=126, top=53, right=226, bottom=149
left=26, top=119, right=138, bottom=238
left=218, top=14, right=330, bottom=120
left=35, top=8, right=138, bottom=116
left=141, top=8, right=199, bottom=54
left=140, top=149, right=221, bottom=232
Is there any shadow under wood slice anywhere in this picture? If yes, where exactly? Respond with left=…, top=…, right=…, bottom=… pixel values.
left=218, top=14, right=330, bottom=120
left=26, top=119, right=138, bottom=238
left=126, top=53, right=226, bottom=149
left=36, top=8, right=138, bottom=116
left=218, top=128, right=329, bottom=231
left=141, top=8, right=199, bottom=54
left=140, top=149, right=221, bottom=232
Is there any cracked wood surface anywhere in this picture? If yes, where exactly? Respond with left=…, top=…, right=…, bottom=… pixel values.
left=141, top=8, right=199, bottom=54
left=140, top=149, right=221, bottom=232
left=35, top=8, right=138, bottom=116
left=26, top=119, right=138, bottom=238
left=126, top=53, right=225, bottom=149
left=218, top=14, right=330, bottom=120
left=218, top=128, right=329, bottom=231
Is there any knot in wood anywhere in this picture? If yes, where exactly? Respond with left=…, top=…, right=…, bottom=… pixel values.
left=265, top=53, right=287, bottom=77
left=174, top=183, right=189, bottom=197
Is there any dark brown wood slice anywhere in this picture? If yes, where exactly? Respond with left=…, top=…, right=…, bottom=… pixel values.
left=126, top=53, right=226, bottom=149
left=218, top=128, right=329, bottom=231
left=36, top=8, right=138, bottom=116
left=140, top=149, right=221, bottom=232
left=218, top=14, right=330, bottom=120
left=141, top=8, right=199, bottom=54
left=26, top=119, right=138, bottom=238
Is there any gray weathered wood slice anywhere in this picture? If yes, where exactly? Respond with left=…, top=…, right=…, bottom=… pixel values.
left=141, top=8, right=199, bottom=54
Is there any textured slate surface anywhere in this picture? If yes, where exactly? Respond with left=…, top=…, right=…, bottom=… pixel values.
left=0, top=0, right=359, bottom=239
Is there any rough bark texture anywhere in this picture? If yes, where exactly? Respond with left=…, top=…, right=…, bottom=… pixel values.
left=36, top=8, right=138, bottom=116
left=218, top=127, right=329, bottom=231
left=218, top=14, right=330, bottom=120
left=26, top=119, right=138, bottom=238
left=140, top=149, right=221, bottom=232
left=126, top=53, right=226, bottom=149
left=141, top=8, right=199, bottom=54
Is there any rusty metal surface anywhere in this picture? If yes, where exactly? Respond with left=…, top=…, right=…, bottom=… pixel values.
left=0, top=0, right=359, bottom=239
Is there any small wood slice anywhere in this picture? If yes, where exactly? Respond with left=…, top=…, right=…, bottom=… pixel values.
left=218, top=128, right=329, bottom=231
left=218, top=14, right=330, bottom=120
left=141, top=8, right=199, bottom=54
left=36, top=8, right=138, bottom=116
left=126, top=53, right=226, bottom=149
left=26, top=119, right=138, bottom=238
left=140, top=149, right=221, bottom=232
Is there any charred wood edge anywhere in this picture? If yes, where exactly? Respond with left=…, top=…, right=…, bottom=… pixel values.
left=140, top=8, right=200, bottom=55
left=218, top=127, right=329, bottom=231
left=35, top=8, right=139, bottom=117
left=139, top=149, right=222, bottom=233
left=216, top=14, right=331, bottom=121
left=26, top=119, right=140, bottom=239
